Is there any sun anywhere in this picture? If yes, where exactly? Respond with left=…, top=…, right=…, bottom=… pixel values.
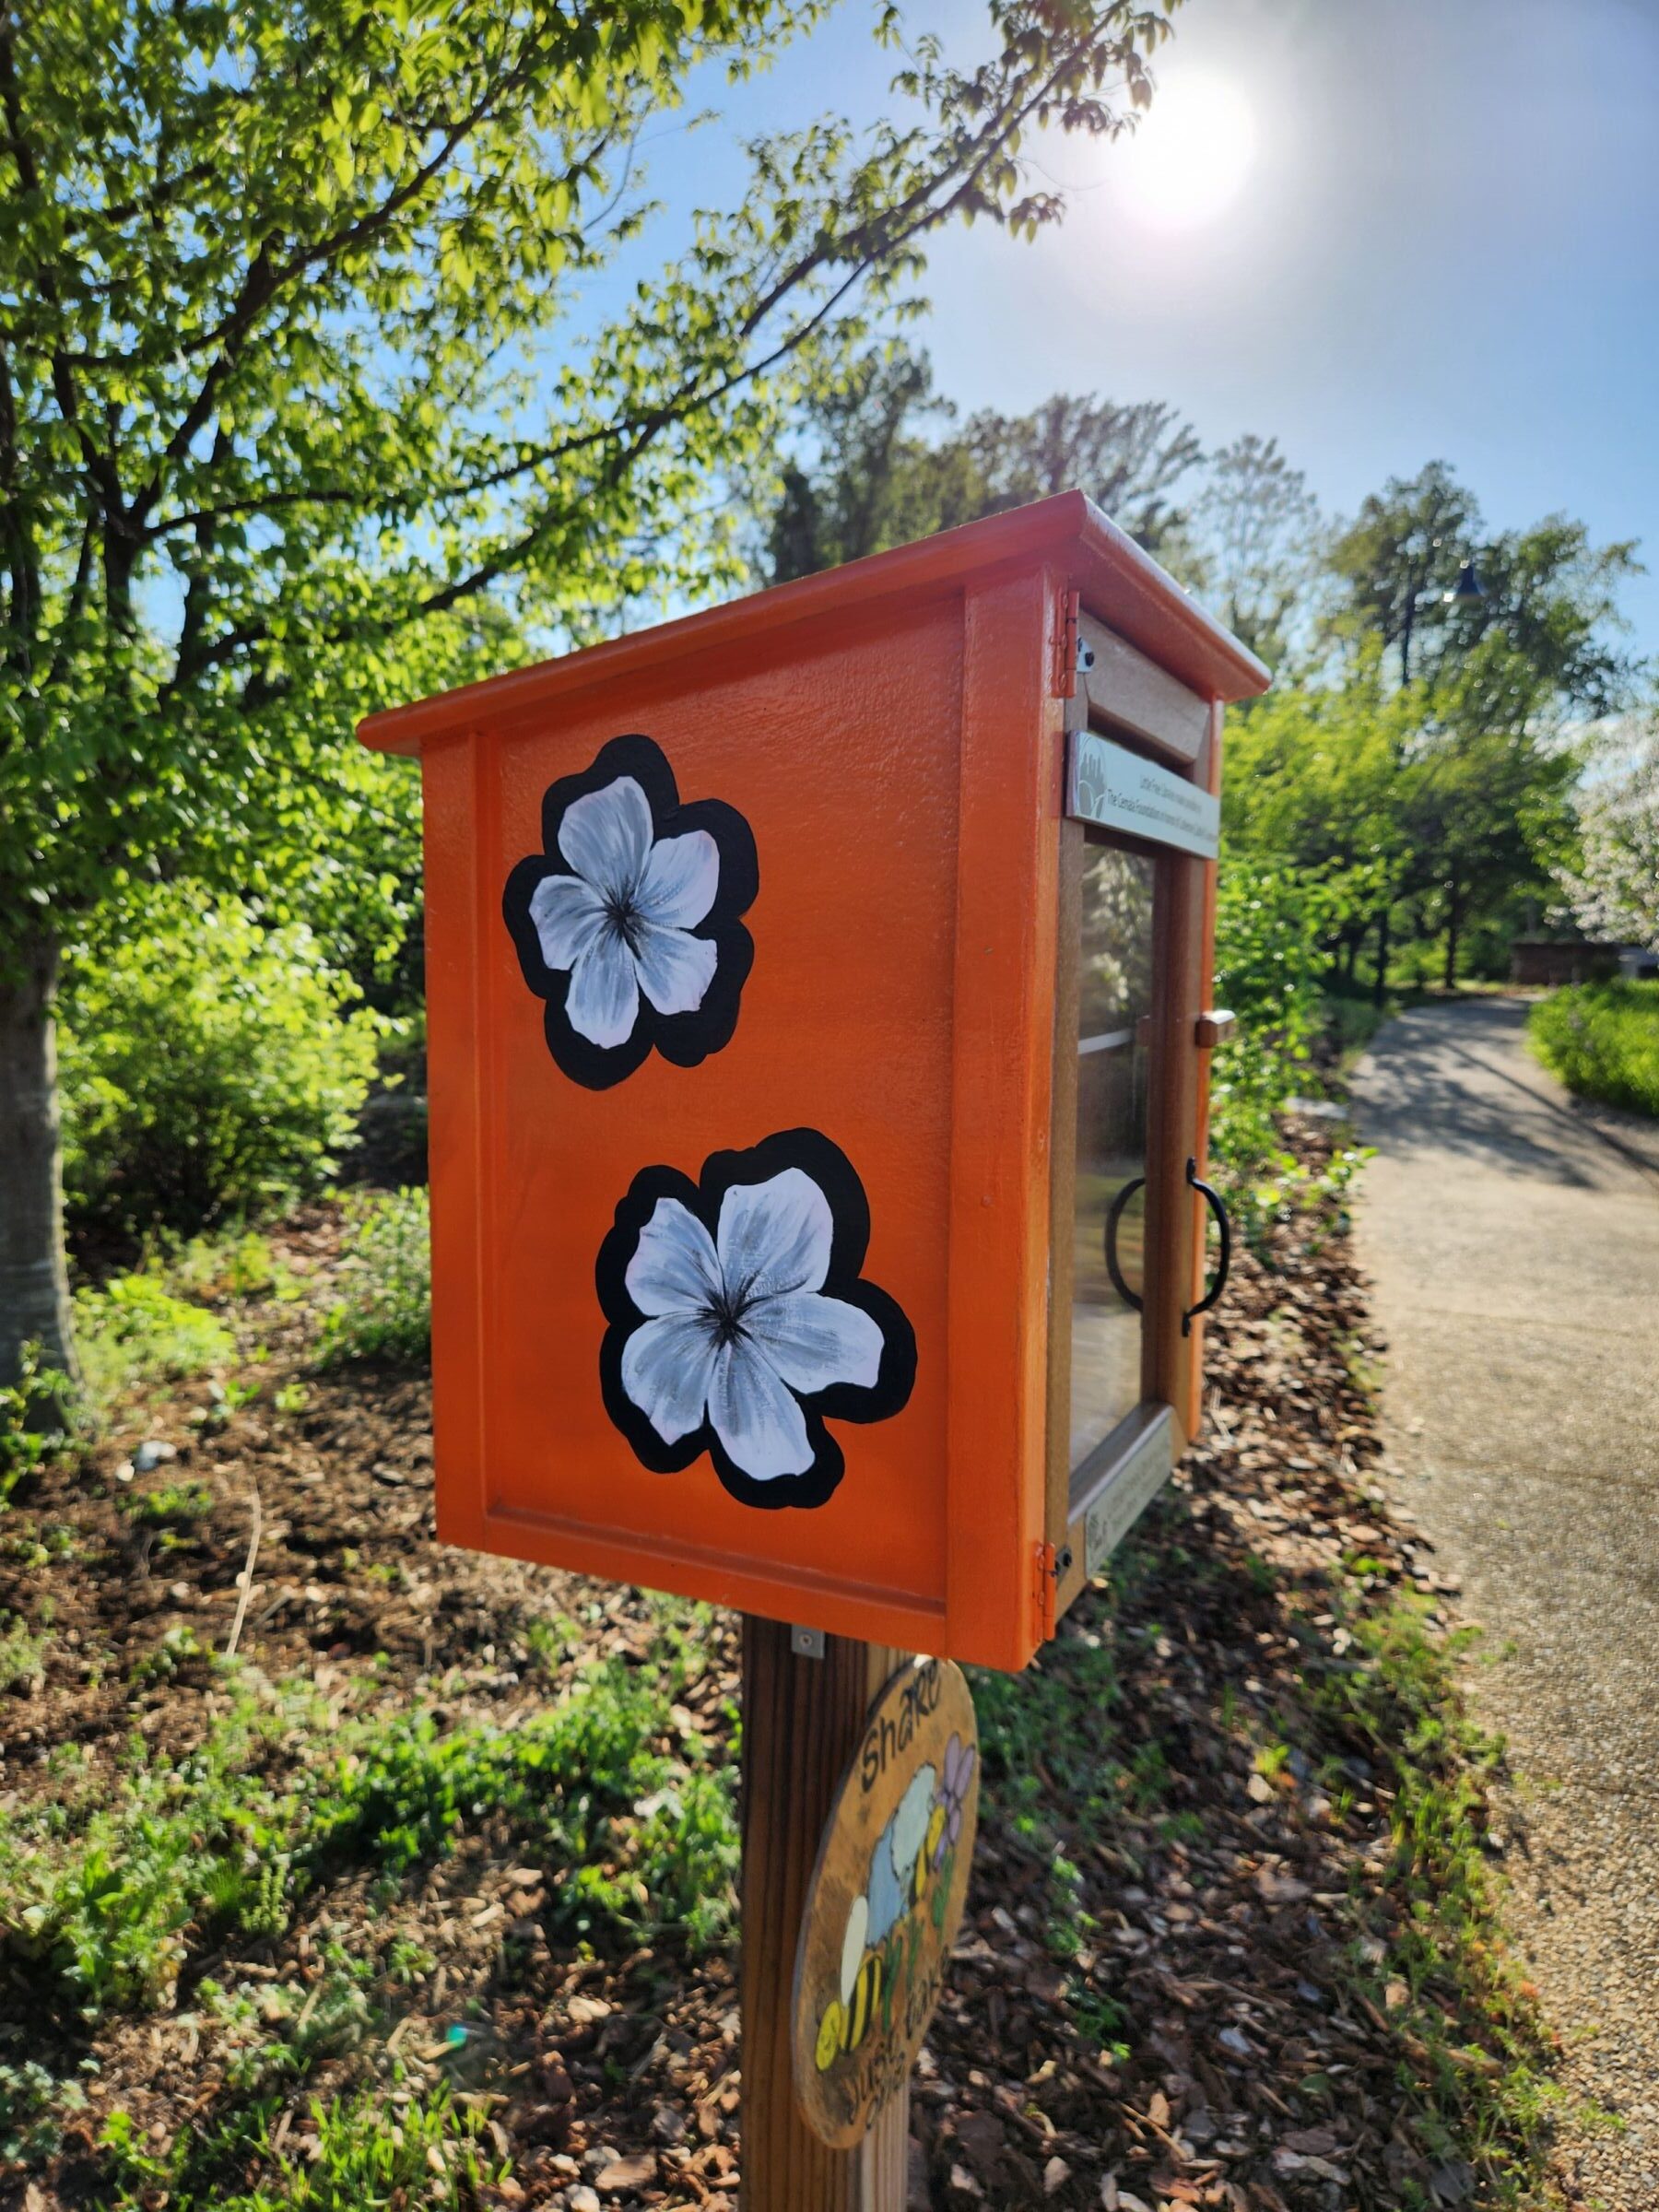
left=1112, top=73, right=1260, bottom=230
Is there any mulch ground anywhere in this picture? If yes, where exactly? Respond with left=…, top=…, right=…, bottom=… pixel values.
left=0, top=1135, right=1560, bottom=2212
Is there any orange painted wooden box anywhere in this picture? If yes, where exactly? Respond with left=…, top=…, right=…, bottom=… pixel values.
left=359, top=493, right=1268, bottom=1670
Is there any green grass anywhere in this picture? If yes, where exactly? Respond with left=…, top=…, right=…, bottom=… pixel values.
left=1323, top=983, right=1391, bottom=1065
left=314, top=1188, right=430, bottom=1367
left=159, top=1227, right=304, bottom=1304
left=0, top=1579, right=735, bottom=2212
left=1530, top=979, right=1659, bottom=1119
left=124, top=1478, right=215, bottom=1528
left=101, top=2083, right=504, bottom=2211
left=1308, top=1593, right=1573, bottom=2205
left=0, top=1645, right=737, bottom=2023
left=56, top=1233, right=302, bottom=1434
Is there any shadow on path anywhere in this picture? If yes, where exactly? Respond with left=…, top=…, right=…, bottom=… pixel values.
left=1357, top=997, right=1659, bottom=1188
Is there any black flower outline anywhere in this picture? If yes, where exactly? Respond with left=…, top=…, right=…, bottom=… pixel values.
left=595, top=1129, right=917, bottom=1512
left=502, top=734, right=759, bottom=1089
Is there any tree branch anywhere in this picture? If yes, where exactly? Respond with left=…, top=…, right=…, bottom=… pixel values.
left=131, top=38, right=569, bottom=525
left=0, top=332, right=39, bottom=678
left=0, top=18, right=127, bottom=577
left=146, top=9, right=1148, bottom=684
left=168, top=427, right=232, bottom=691
left=41, top=515, right=95, bottom=693
left=156, top=34, right=1088, bottom=579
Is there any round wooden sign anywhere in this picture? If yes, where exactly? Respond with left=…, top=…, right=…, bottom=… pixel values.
left=791, top=1656, right=981, bottom=2147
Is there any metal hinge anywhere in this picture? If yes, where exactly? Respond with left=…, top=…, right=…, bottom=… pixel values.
left=1033, top=1539, right=1073, bottom=1642
left=1053, top=588, right=1082, bottom=699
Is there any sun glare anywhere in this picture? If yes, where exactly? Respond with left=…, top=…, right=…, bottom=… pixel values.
left=1112, top=74, right=1260, bottom=231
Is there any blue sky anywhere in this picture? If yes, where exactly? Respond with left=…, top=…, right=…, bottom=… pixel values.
left=625, top=0, right=1659, bottom=657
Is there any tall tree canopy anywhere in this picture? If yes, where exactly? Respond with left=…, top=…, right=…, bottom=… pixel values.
left=761, top=361, right=1645, bottom=1002
left=762, top=342, right=1203, bottom=580
left=1330, top=462, right=1639, bottom=710
left=0, top=0, right=1188, bottom=1380
left=1318, top=463, right=1642, bottom=988
left=1194, top=432, right=1324, bottom=668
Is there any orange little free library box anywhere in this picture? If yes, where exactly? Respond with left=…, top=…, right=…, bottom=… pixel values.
left=359, top=493, right=1268, bottom=1670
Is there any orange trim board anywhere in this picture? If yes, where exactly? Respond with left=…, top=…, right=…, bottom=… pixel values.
left=360, top=497, right=1268, bottom=1670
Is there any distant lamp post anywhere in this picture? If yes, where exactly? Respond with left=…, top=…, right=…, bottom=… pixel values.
left=1402, top=553, right=1488, bottom=683
left=1443, top=559, right=1488, bottom=607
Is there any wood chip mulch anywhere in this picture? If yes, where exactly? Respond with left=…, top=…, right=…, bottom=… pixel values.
left=0, top=1135, right=1559, bottom=2211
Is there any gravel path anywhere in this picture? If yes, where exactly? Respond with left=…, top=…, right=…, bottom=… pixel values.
left=1352, top=996, right=1659, bottom=2212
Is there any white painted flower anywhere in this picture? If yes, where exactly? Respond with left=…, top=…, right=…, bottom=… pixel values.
left=527, top=774, right=719, bottom=1050
left=618, top=1166, right=885, bottom=1483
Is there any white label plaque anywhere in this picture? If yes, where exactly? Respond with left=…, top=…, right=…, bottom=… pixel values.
left=1066, top=731, right=1219, bottom=861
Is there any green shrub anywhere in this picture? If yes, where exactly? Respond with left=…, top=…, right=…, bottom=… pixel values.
left=314, top=1187, right=430, bottom=1367
left=162, top=1229, right=295, bottom=1303
left=296, top=1657, right=738, bottom=1950
left=0, top=1686, right=298, bottom=2015
left=0, top=2057, right=84, bottom=2170
left=60, top=888, right=381, bottom=1239
left=1207, top=855, right=1347, bottom=1240
left=0, top=1345, right=76, bottom=1505
left=1530, top=978, right=1659, bottom=1119
left=72, top=1274, right=234, bottom=1409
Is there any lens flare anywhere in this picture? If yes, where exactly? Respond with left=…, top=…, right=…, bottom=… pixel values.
left=1113, top=74, right=1260, bottom=230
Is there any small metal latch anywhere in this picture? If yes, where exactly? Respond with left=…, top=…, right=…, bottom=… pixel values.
left=1033, top=1541, right=1072, bottom=1642
left=1195, top=1008, right=1237, bottom=1048
left=790, top=1624, right=826, bottom=1660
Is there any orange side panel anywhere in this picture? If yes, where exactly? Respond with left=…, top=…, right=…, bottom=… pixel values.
left=423, top=594, right=997, bottom=1655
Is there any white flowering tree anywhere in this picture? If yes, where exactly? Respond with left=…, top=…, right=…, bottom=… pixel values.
left=1558, top=722, right=1659, bottom=954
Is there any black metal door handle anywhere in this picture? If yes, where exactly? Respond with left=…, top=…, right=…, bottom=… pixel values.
left=1103, top=1175, right=1145, bottom=1312
left=1182, top=1156, right=1231, bottom=1336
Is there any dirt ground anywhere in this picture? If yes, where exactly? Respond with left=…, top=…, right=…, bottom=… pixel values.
left=0, top=1138, right=1568, bottom=2210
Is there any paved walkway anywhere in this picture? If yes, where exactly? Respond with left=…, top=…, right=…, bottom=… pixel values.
left=1352, top=997, right=1659, bottom=2212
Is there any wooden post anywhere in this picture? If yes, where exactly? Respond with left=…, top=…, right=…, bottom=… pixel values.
left=740, top=1617, right=911, bottom=2211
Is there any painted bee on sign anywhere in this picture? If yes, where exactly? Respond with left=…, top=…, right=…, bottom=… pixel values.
left=815, top=1757, right=938, bottom=2077
left=814, top=1941, right=888, bottom=2071
left=813, top=1732, right=979, bottom=2080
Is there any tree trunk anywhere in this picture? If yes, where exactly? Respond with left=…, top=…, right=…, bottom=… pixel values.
left=1372, top=905, right=1392, bottom=1010
left=1443, top=885, right=1461, bottom=992
left=0, top=932, right=79, bottom=1387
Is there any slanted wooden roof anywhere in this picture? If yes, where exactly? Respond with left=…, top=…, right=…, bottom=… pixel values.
left=359, top=489, right=1270, bottom=758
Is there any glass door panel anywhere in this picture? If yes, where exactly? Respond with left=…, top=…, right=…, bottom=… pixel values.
left=1071, top=842, right=1156, bottom=1471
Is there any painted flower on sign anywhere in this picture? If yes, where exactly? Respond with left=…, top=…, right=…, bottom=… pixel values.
left=502, top=734, right=759, bottom=1088
left=932, top=1731, right=976, bottom=1868
left=596, top=1130, right=917, bottom=1511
